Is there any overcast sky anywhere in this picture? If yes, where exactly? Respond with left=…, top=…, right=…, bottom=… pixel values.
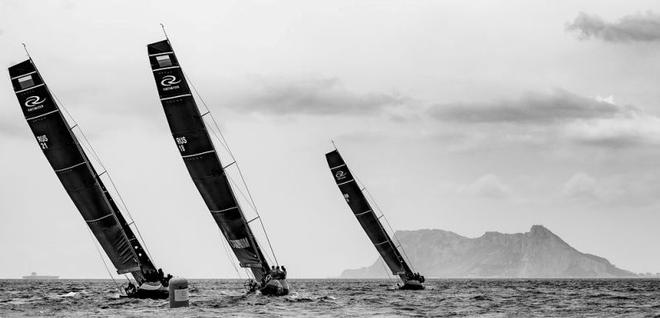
left=2, top=0, right=660, bottom=279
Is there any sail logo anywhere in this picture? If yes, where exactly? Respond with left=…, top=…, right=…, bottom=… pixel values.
left=24, top=95, right=46, bottom=108
left=335, top=170, right=347, bottom=181
left=160, top=75, right=182, bottom=90
left=229, top=238, right=251, bottom=249
left=343, top=193, right=350, bottom=202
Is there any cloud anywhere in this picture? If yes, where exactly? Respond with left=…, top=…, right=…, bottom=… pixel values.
left=566, top=11, right=660, bottom=42
left=227, top=76, right=410, bottom=116
left=560, top=172, right=660, bottom=206
left=562, top=173, right=598, bottom=200
left=458, top=174, right=512, bottom=199
left=563, top=114, right=660, bottom=148
left=431, top=90, right=637, bottom=124
left=429, top=90, right=660, bottom=149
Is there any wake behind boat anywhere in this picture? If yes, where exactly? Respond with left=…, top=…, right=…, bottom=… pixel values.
left=9, top=57, right=173, bottom=300
left=146, top=34, right=289, bottom=296
left=326, top=148, right=425, bottom=290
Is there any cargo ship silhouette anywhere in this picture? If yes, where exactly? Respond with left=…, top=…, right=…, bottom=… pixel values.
left=22, top=272, right=59, bottom=280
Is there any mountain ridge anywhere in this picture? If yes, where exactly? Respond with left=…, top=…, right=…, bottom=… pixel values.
left=340, top=225, right=636, bottom=278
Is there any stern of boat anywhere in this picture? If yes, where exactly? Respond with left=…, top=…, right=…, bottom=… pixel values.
left=399, top=279, right=425, bottom=290
left=124, top=281, right=170, bottom=299
left=260, top=279, right=289, bottom=296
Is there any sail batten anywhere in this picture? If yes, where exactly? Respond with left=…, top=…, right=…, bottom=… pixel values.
left=326, top=150, right=414, bottom=280
left=9, top=59, right=157, bottom=283
left=147, top=39, right=271, bottom=281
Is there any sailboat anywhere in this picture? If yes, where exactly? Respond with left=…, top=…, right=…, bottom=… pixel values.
left=146, top=37, right=289, bottom=296
left=9, top=57, right=172, bottom=299
left=325, top=148, right=425, bottom=290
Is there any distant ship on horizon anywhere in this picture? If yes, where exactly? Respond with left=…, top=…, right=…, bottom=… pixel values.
left=22, top=272, right=59, bottom=280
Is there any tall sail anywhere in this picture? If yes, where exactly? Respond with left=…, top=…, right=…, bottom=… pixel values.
left=147, top=39, right=270, bottom=281
left=9, top=59, right=157, bottom=283
left=326, top=149, right=414, bottom=280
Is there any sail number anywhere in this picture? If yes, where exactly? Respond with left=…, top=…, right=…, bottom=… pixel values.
left=175, top=136, right=187, bottom=152
left=36, top=134, right=48, bottom=150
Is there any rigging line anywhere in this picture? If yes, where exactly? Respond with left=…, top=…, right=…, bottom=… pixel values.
left=51, top=93, right=157, bottom=266
left=362, top=186, right=416, bottom=273
left=218, top=228, right=243, bottom=279
left=376, top=253, right=398, bottom=286
left=22, top=43, right=32, bottom=60
left=101, top=170, right=157, bottom=264
left=68, top=125, right=156, bottom=266
left=87, top=227, right=123, bottom=294
left=165, top=31, right=280, bottom=265
left=211, top=115, right=280, bottom=265
left=223, top=167, right=257, bottom=212
left=333, top=144, right=406, bottom=280
left=203, top=121, right=272, bottom=268
left=181, top=69, right=280, bottom=266
left=377, top=255, right=398, bottom=285
left=350, top=166, right=415, bottom=272
left=160, top=23, right=170, bottom=40
left=365, top=187, right=414, bottom=271
left=225, top=172, right=275, bottom=266
left=205, top=117, right=235, bottom=161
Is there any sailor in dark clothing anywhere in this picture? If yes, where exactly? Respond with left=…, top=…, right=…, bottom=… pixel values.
left=281, top=266, right=287, bottom=279
left=272, top=266, right=285, bottom=280
left=157, top=268, right=164, bottom=281
left=408, top=272, right=424, bottom=283
left=245, top=279, right=259, bottom=293
left=125, top=282, right=137, bottom=296
left=163, top=274, right=173, bottom=286
left=144, top=269, right=154, bottom=281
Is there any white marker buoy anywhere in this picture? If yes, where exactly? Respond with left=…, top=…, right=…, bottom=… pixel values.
left=168, top=277, right=189, bottom=308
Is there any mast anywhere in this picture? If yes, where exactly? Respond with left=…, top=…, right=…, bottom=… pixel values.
left=8, top=58, right=157, bottom=284
left=146, top=39, right=271, bottom=281
left=325, top=149, right=415, bottom=282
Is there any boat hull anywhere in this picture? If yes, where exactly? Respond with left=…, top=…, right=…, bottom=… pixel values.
left=260, top=279, right=289, bottom=296
left=400, top=280, right=424, bottom=290
left=131, top=288, right=169, bottom=299
left=123, top=282, right=169, bottom=300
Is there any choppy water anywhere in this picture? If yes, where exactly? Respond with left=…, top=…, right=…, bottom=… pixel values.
left=1, top=279, right=659, bottom=317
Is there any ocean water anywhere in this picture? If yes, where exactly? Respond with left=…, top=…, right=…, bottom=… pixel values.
left=1, top=279, right=659, bottom=317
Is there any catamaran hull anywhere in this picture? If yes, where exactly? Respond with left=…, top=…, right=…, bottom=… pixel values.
left=260, top=280, right=289, bottom=296
left=400, top=280, right=424, bottom=290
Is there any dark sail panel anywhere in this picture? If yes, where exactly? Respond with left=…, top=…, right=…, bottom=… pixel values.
left=326, top=150, right=413, bottom=277
left=147, top=40, right=269, bottom=281
left=9, top=60, right=144, bottom=276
